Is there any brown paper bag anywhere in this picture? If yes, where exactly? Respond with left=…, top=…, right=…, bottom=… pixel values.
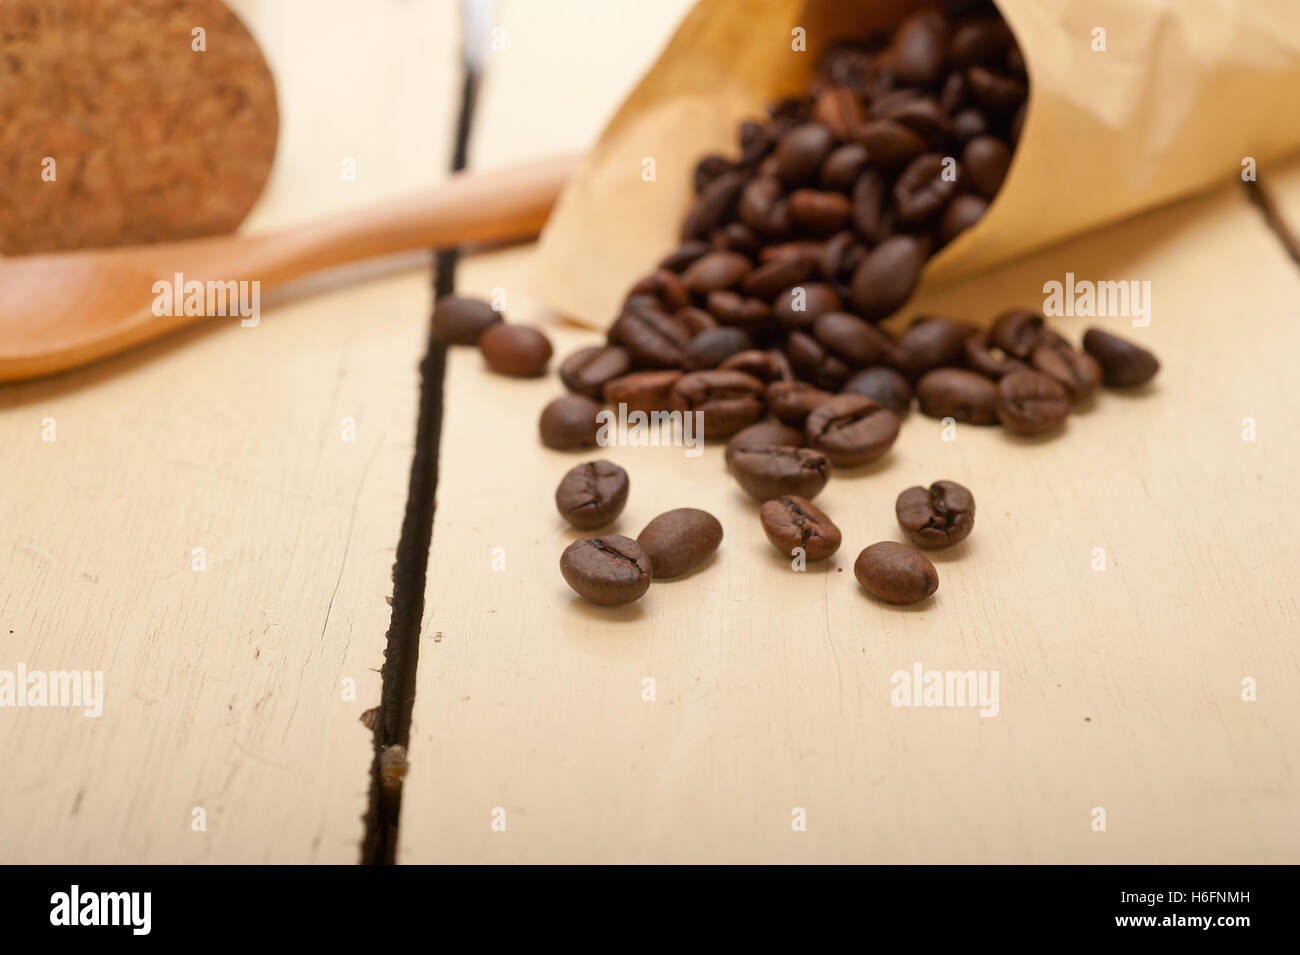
left=533, top=0, right=1300, bottom=329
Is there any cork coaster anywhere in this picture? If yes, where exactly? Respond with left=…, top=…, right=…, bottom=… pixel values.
left=0, top=0, right=279, bottom=254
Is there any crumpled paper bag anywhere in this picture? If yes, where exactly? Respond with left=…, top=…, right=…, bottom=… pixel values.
left=533, top=0, right=1300, bottom=328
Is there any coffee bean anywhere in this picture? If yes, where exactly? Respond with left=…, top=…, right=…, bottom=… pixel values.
left=854, top=542, right=938, bottom=604
left=811, top=311, right=893, bottom=367
left=741, top=253, right=816, bottom=300
left=962, top=135, right=1011, bottom=197
left=732, top=446, right=832, bottom=502
left=719, top=349, right=779, bottom=381
left=479, top=323, right=552, bottom=377
left=963, top=333, right=1025, bottom=378
left=739, top=176, right=792, bottom=239
left=989, top=308, right=1045, bottom=358
left=915, top=368, right=999, bottom=424
left=887, top=97, right=953, bottom=144
left=821, top=142, right=870, bottom=191
left=637, top=508, right=724, bottom=579
left=555, top=460, right=629, bottom=530
left=685, top=326, right=753, bottom=370
left=627, top=268, right=689, bottom=312
left=787, top=189, right=852, bottom=235
left=609, top=305, right=691, bottom=368
left=897, top=315, right=977, bottom=377
left=857, top=119, right=928, bottom=168
left=772, top=283, right=843, bottom=331
left=681, top=169, right=749, bottom=240
left=950, top=108, right=987, bottom=142
left=669, top=369, right=767, bottom=439
left=851, top=169, right=892, bottom=242
left=725, top=419, right=805, bottom=465
left=949, top=15, right=1012, bottom=67
left=559, top=345, right=631, bottom=398
left=559, top=535, right=652, bottom=606
left=1082, top=328, right=1160, bottom=387
left=774, top=123, right=836, bottom=185
left=967, top=65, right=1027, bottom=114
left=785, top=331, right=852, bottom=391
left=896, top=480, right=975, bottom=548
left=693, top=154, right=735, bottom=194
left=842, top=366, right=913, bottom=415
left=805, top=393, right=901, bottom=466
left=849, top=235, right=926, bottom=322
left=603, top=370, right=682, bottom=414
left=432, top=295, right=501, bottom=344
left=759, top=495, right=842, bottom=561
left=681, top=251, right=753, bottom=294
left=894, top=153, right=960, bottom=226
left=891, top=9, right=948, bottom=87
left=995, top=369, right=1071, bottom=435
left=705, top=290, right=771, bottom=330
left=716, top=222, right=761, bottom=257
left=940, top=193, right=986, bottom=243
left=659, top=239, right=711, bottom=273
left=766, top=380, right=833, bottom=426
left=1030, top=341, right=1101, bottom=403
left=539, top=394, right=603, bottom=449
left=676, top=306, right=718, bottom=336
left=814, top=87, right=866, bottom=141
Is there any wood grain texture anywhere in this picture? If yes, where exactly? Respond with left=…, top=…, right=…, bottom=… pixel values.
left=398, top=1, right=1300, bottom=863
left=0, top=0, right=457, bottom=863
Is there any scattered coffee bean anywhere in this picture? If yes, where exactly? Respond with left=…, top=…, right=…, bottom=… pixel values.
left=897, top=316, right=977, bottom=378
left=560, top=345, right=631, bottom=398
left=995, top=369, right=1071, bottom=435
left=681, top=251, right=753, bottom=294
left=731, top=445, right=832, bottom=501
left=637, top=508, right=724, bottom=579
left=812, top=311, right=893, bottom=367
left=940, top=193, right=988, bottom=243
left=842, top=366, right=913, bottom=416
left=989, top=308, right=1044, bottom=359
left=1082, top=328, right=1161, bottom=387
left=766, top=380, right=833, bottom=426
left=805, top=393, right=901, bottom=466
left=895, top=480, right=976, bottom=548
left=849, top=235, right=926, bottom=322
left=539, top=394, right=603, bottom=450
left=915, top=368, right=999, bottom=424
left=962, top=135, right=1012, bottom=197
left=759, top=495, right=842, bottom=561
left=725, top=420, right=805, bottom=464
left=1030, top=340, right=1101, bottom=403
left=963, top=333, right=1025, bottom=378
left=560, top=535, right=652, bottom=606
left=685, top=326, right=753, bottom=370
left=669, top=370, right=766, bottom=439
left=609, top=304, right=691, bottom=368
left=774, top=123, right=836, bottom=185
left=555, top=460, right=629, bottom=530
left=432, top=295, right=501, bottom=345
left=854, top=541, right=938, bottom=604
left=479, top=323, right=552, bottom=377
left=603, top=370, right=682, bottom=414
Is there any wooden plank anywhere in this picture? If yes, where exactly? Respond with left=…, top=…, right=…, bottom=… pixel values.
left=399, top=1, right=1300, bottom=862
left=0, top=0, right=458, bottom=863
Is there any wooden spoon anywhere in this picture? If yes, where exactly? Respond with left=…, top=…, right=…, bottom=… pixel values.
left=0, top=153, right=577, bottom=384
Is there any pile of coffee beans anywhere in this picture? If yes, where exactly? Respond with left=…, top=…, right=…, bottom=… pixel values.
left=426, top=2, right=1162, bottom=611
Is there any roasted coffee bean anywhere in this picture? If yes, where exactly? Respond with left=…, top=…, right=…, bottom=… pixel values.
left=967, top=65, right=1027, bottom=114
left=996, top=369, right=1071, bottom=435
left=894, top=153, right=960, bottom=226
left=637, top=508, right=723, bottom=579
left=842, top=366, right=913, bottom=415
left=603, top=370, right=682, bottom=414
left=432, top=295, right=501, bottom=344
left=681, top=251, right=753, bottom=294
left=939, top=70, right=967, bottom=114
left=989, top=308, right=1045, bottom=358
left=725, top=419, right=805, bottom=464
left=559, top=535, right=652, bottom=606
left=741, top=253, right=816, bottom=300
left=814, top=87, right=866, bottom=141
left=850, top=235, right=926, bottom=322
left=950, top=108, right=988, bottom=142
left=685, top=326, right=753, bottom=370
left=759, top=495, right=841, bottom=561
left=962, top=135, right=1012, bottom=198
left=766, top=380, right=833, bottom=426
left=693, top=154, right=734, bottom=193
left=539, top=394, right=603, bottom=449
left=732, top=446, right=832, bottom=502
left=821, top=142, right=870, bottom=191
left=705, top=290, right=771, bottom=330
left=813, top=311, right=893, bottom=367
left=1030, top=341, right=1101, bottom=403
left=857, top=119, right=928, bottom=168
left=1082, top=328, right=1161, bottom=387
left=759, top=239, right=824, bottom=266
left=479, top=323, right=552, bottom=377
left=669, top=369, right=767, bottom=439
left=854, top=542, right=938, bottom=604
left=896, top=480, right=976, bottom=548
left=787, top=189, right=852, bottom=235
left=785, top=331, right=852, bottom=391
left=676, top=306, right=718, bottom=336
left=805, top=393, right=901, bottom=466
left=559, top=345, right=631, bottom=398
left=659, top=239, right=711, bottom=273
left=818, top=230, right=863, bottom=281
left=940, top=193, right=988, bottom=242
left=851, top=169, right=891, bottom=242
left=739, top=177, right=793, bottom=239
left=963, top=333, right=1025, bottom=379
left=897, top=315, right=977, bottom=377
left=716, top=222, right=761, bottom=257
left=772, top=283, right=843, bottom=331
left=888, top=97, right=953, bottom=144
left=915, top=368, right=999, bottom=424
left=609, top=305, right=691, bottom=368
left=949, top=15, right=1012, bottom=67
left=719, top=349, right=779, bottom=381
left=768, top=348, right=796, bottom=381
left=627, top=268, right=689, bottom=311
left=681, top=169, right=749, bottom=240
left=774, top=123, right=836, bottom=185
left=555, top=460, right=629, bottom=530
left=891, top=9, right=949, bottom=87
